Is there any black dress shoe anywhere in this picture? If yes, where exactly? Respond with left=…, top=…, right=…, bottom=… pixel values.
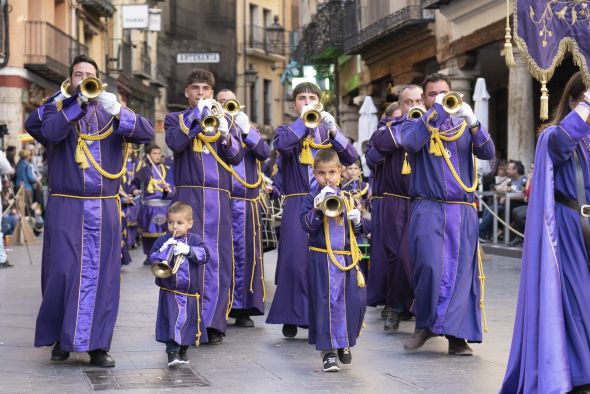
left=51, top=342, right=70, bottom=361
left=384, top=312, right=401, bottom=332
left=282, top=324, right=297, bottom=338
left=235, top=315, right=255, bottom=328
left=206, top=328, right=223, bottom=345
left=88, top=349, right=115, bottom=368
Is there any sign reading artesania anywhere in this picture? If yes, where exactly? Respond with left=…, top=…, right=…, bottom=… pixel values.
left=176, top=53, right=220, bottom=64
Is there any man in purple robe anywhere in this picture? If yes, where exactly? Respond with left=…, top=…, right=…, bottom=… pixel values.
left=25, top=54, right=154, bottom=367
left=164, top=69, right=243, bottom=345
left=369, top=85, right=423, bottom=332
left=217, top=89, right=270, bottom=327
left=401, top=73, right=495, bottom=355
left=266, top=82, right=359, bottom=338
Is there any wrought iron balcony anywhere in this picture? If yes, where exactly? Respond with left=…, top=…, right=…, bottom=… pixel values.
left=24, top=21, right=89, bottom=83
left=78, top=0, right=116, bottom=18
left=109, top=38, right=132, bottom=76
left=422, top=0, right=456, bottom=9
left=293, top=0, right=346, bottom=64
left=133, top=42, right=152, bottom=80
left=246, top=24, right=291, bottom=58
left=344, top=0, right=434, bottom=54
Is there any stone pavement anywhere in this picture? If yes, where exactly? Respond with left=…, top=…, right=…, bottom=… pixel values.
left=0, top=239, right=521, bottom=393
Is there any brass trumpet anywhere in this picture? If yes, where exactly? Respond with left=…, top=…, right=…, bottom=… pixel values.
left=151, top=239, right=185, bottom=279
left=60, top=79, right=72, bottom=98
left=442, top=91, right=463, bottom=114
left=318, top=193, right=344, bottom=218
left=223, top=98, right=241, bottom=116
left=200, top=99, right=224, bottom=133
left=302, top=103, right=323, bottom=128
left=79, top=76, right=106, bottom=100
left=407, top=106, right=426, bottom=119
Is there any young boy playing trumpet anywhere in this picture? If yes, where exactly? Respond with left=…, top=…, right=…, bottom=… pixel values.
left=149, top=202, right=209, bottom=367
left=301, top=149, right=367, bottom=372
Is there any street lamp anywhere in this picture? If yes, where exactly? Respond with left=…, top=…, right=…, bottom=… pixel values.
left=265, top=15, right=284, bottom=53
left=244, top=63, right=258, bottom=85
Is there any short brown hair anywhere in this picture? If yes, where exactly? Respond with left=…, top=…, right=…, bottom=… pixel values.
left=292, top=82, right=321, bottom=101
left=421, top=73, right=451, bottom=92
left=313, top=148, right=340, bottom=168
left=70, top=54, right=99, bottom=78
left=383, top=102, right=401, bottom=117
left=168, top=201, right=193, bottom=220
left=186, top=69, right=215, bottom=88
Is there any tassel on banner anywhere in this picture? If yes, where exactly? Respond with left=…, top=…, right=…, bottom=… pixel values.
left=401, top=152, right=412, bottom=175
left=193, top=137, right=203, bottom=153
left=540, top=81, right=549, bottom=121
left=504, top=0, right=515, bottom=67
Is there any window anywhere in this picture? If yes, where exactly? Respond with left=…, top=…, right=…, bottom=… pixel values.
left=263, top=79, right=272, bottom=125
left=250, top=80, right=258, bottom=123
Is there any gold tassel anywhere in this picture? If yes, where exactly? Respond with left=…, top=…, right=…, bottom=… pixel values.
left=540, top=80, right=549, bottom=121
left=75, top=139, right=90, bottom=170
left=431, top=138, right=443, bottom=157
left=299, top=136, right=314, bottom=166
left=193, top=137, right=203, bottom=153
left=356, top=266, right=365, bottom=288
left=401, top=152, right=411, bottom=175
left=504, top=0, right=515, bottom=67
left=429, top=137, right=436, bottom=155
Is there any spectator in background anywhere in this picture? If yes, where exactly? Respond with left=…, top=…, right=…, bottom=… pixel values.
left=508, top=162, right=534, bottom=247
left=479, top=160, right=527, bottom=241
left=15, top=149, right=41, bottom=215
left=0, top=148, right=15, bottom=267
left=5, top=146, right=16, bottom=169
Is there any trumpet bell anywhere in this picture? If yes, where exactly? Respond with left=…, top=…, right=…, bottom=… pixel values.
left=319, top=194, right=344, bottom=218
left=200, top=116, right=220, bottom=133
left=223, top=98, right=240, bottom=116
left=79, top=76, right=105, bottom=100
left=151, top=261, right=173, bottom=279
left=407, top=106, right=425, bottom=119
left=302, top=103, right=323, bottom=128
left=60, top=79, right=72, bottom=98
left=442, top=92, right=463, bottom=114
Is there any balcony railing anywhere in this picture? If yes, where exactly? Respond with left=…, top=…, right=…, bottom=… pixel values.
left=343, top=0, right=434, bottom=53
left=109, top=38, right=132, bottom=75
left=24, top=21, right=88, bottom=83
left=78, top=0, right=116, bottom=18
left=133, top=43, right=152, bottom=80
left=246, top=24, right=291, bottom=56
left=293, top=0, right=345, bottom=64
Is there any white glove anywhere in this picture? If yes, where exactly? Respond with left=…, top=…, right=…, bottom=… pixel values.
left=321, top=111, right=337, bottom=131
left=197, top=98, right=212, bottom=114
left=300, top=103, right=317, bottom=118
left=455, top=102, right=477, bottom=127
left=347, top=208, right=361, bottom=225
left=218, top=117, right=229, bottom=138
left=584, top=89, right=590, bottom=102
left=97, top=92, right=121, bottom=116
left=234, top=112, right=250, bottom=135
left=173, top=241, right=190, bottom=256
left=159, top=237, right=177, bottom=252
left=55, top=92, right=68, bottom=102
left=76, top=93, right=89, bottom=107
left=434, top=93, right=445, bottom=106
left=313, top=186, right=336, bottom=209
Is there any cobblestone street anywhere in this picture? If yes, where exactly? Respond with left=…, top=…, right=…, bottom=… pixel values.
left=0, top=240, right=520, bottom=393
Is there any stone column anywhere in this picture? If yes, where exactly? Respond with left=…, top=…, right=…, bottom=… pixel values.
left=507, top=51, right=535, bottom=167
left=444, top=66, right=476, bottom=106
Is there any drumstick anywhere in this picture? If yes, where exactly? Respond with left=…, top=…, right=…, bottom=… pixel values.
left=145, top=154, right=167, bottom=184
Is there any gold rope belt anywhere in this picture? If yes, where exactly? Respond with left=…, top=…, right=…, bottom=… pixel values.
left=176, top=185, right=231, bottom=195
left=309, top=246, right=351, bottom=255
left=414, top=196, right=476, bottom=209
left=284, top=193, right=308, bottom=199
left=50, top=193, right=122, bottom=221
left=160, top=287, right=202, bottom=345
left=383, top=192, right=411, bottom=200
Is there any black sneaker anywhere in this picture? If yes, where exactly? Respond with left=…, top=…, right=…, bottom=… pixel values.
left=282, top=324, right=297, bottom=338
left=235, top=315, right=255, bottom=328
left=206, top=328, right=223, bottom=345
left=384, top=311, right=401, bottom=332
left=322, top=353, right=340, bottom=372
left=178, top=347, right=189, bottom=364
left=167, top=351, right=181, bottom=367
left=381, top=305, right=392, bottom=320
left=337, top=348, right=352, bottom=365
left=50, top=342, right=70, bottom=361
left=88, top=349, right=115, bottom=368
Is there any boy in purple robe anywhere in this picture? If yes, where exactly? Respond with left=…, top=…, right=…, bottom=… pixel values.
left=131, top=144, right=174, bottom=265
left=164, top=69, right=243, bottom=345
left=217, top=89, right=270, bottom=327
left=150, top=202, right=209, bottom=368
left=25, top=54, right=154, bottom=367
left=266, top=82, right=359, bottom=338
left=501, top=73, right=590, bottom=393
left=369, top=86, right=423, bottom=332
left=400, top=73, right=495, bottom=356
left=301, top=149, right=366, bottom=372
